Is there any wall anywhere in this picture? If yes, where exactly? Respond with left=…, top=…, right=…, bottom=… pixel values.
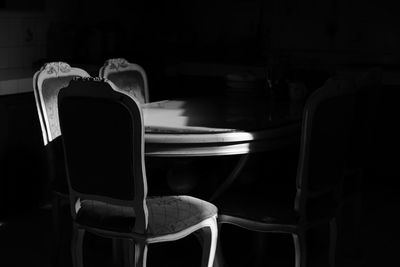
left=268, top=0, right=400, bottom=66
left=0, top=2, right=64, bottom=95
left=2, top=0, right=400, bottom=71
left=0, top=11, right=52, bottom=95
left=0, top=12, right=49, bottom=70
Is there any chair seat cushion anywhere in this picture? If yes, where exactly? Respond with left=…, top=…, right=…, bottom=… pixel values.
left=147, top=195, right=217, bottom=236
left=214, top=192, right=299, bottom=225
left=76, top=200, right=136, bottom=233
left=214, top=187, right=337, bottom=225
left=76, top=195, right=217, bottom=236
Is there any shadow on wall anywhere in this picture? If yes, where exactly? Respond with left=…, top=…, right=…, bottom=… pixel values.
left=0, top=93, right=48, bottom=220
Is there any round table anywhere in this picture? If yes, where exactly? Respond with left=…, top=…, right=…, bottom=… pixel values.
left=142, top=96, right=303, bottom=200
left=143, top=96, right=303, bottom=156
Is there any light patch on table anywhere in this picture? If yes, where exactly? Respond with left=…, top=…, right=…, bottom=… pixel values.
left=143, top=107, right=235, bottom=133
left=142, top=100, right=185, bottom=109
left=144, top=108, right=188, bottom=126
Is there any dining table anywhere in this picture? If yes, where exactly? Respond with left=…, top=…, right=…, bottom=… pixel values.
left=141, top=94, right=304, bottom=200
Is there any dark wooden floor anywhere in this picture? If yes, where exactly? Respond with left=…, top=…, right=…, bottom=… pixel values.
left=1, top=173, right=399, bottom=267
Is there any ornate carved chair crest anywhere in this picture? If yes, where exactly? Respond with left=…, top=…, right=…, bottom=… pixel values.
left=99, top=58, right=149, bottom=103
left=33, top=62, right=90, bottom=144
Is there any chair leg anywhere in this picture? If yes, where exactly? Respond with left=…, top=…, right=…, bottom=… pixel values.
left=112, top=238, right=123, bottom=267
left=51, top=194, right=62, bottom=267
left=348, top=169, right=363, bottom=242
left=127, top=240, right=135, bottom=267
left=131, top=240, right=148, bottom=267
left=122, top=239, right=132, bottom=267
left=71, top=224, right=85, bottom=267
left=329, top=218, right=338, bottom=267
left=200, top=216, right=218, bottom=267
left=253, top=232, right=266, bottom=267
left=213, top=223, right=225, bottom=267
left=195, top=219, right=222, bottom=267
left=352, top=185, right=363, bottom=245
left=292, top=231, right=307, bottom=267
left=209, top=154, right=249, bottom=201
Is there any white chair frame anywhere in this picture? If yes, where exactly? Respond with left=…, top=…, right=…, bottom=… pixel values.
left=99, top=58, right=150, bottom=103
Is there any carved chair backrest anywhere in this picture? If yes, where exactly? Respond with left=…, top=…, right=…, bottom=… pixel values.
left=58, top=77, right=148, bottom=234
left=99, top=58, right=149, bottom=103
left=295, top=77, right=355, bottom=220
left=33, top=62, right=90, bottom=145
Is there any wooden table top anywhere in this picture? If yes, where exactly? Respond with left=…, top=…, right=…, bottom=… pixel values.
left=142, top=96, right=303, bottom=156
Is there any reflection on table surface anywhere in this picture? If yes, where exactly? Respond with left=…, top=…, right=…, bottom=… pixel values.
left=142, top=96, right=304, bottom=134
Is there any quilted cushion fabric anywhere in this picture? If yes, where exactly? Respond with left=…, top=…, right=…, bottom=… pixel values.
left=76, top=195, right=217, bottom=236
left=76, top=200, right=136, bottom=233
left=147, top=195, right=217, bottom=236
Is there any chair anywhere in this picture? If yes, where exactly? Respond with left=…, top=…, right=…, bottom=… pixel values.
left=32, top=61, right=91, bottom=265
left=33, top=62, right=91, bottom=146
left=334, top=68, right=382, bottom=257
left=213, top=77, right=355, bottom=267
left=99, top=58, right=149, bottom=103
left=57, top=77, right=218, bottom=267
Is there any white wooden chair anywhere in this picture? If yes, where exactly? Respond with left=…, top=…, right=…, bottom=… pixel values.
left=33, top=62, right=91, bottom=145
left=32, top=62, right=90, bottom=266
left=99, top=58, right=149, bottom=103
left=213, top=77, right=358, bottom=267
left=58, top=77, right=218, bottom=267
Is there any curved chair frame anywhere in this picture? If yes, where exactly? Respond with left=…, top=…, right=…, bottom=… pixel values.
left=333, top=68, right=382, bottom=258
left=99, top=58, right=149, bottom=103
left=32, top=62, right=90, bottom=266
left=58, top=78, right=217, bottom=267
left=216, top=77, right=358, bottom=267
left=33, top=62, right=90, bottom=145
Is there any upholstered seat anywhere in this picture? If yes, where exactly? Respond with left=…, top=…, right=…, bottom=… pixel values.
left=215, top=194, right=298, bottom=225
left=215, top=190, right=337, bottom=227
left=147, top=196, right=217, bottom=236
left=76, top=200, right=136, bottom=233
left=77, top=196, right=217, bottom=236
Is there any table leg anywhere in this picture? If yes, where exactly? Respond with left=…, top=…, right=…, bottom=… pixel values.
left=166, top=158, right=200, bottom=194
left=209, top=154, right=250, bottom=202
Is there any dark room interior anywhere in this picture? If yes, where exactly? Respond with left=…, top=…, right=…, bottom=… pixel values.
left=0, top=0, right=399, bottom=266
